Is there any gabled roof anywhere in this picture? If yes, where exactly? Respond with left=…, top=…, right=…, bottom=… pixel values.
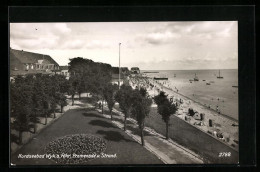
left=10, top=48, right=59, bottom=66
left=60, top=66, right=69, bottom=70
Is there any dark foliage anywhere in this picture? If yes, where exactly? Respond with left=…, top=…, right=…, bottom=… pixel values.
left=115, top=84, right=134, bottom=131
left=154, top=91, right=178, bottom=140
left=10, top=73, right=68, bottom=142
left=131, top=87, right=152, bottom=146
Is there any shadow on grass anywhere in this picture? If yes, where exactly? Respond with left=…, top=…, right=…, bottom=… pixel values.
left=10, top=133, right=19, bottom=144
left=96, top=130, right=134, bottom=142
left=82, top=112, right=104, bottom=119
left=103, top=110, right=120, bottom=117
left=89, top=119, right=117, bottom=128
left=126, top=125, right=154, bottom=137
left=111, top=116, right=125, bottom=124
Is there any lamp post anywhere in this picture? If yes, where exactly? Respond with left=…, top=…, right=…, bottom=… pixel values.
left=119, top=43, right=121, bottom=89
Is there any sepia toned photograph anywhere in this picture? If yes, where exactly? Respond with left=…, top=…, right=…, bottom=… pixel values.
left=9, top=21, right=239, bottom=165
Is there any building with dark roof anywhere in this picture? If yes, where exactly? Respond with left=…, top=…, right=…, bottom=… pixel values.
left=10, top=48, right=60, bottom=77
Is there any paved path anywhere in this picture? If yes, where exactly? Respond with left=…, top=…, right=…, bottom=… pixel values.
left=98, top=107, right=204, bottom=164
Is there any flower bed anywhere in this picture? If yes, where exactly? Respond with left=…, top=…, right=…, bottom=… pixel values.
left=45, top=134, right=106, bottom=164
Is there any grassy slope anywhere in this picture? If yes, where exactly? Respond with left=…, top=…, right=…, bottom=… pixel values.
left=114, top=104, right=238, bottom=164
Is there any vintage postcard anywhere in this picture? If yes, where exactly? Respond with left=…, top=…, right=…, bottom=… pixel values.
left=9, top=21, right=240, bottom=165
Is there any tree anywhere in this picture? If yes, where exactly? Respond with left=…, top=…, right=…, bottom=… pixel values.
left=49, top=76, right=60, bottom=119
left=68, top=78, right=77, bottom=106
left=59, top=94, right=68, bottom=113
left=154, top=91, right=178, bottom=140
left=78, top=79, right=85, bottom=100
left=55, top=75, right=69, bottom=112
left=103, top=83, right=117, bottom=120
left=50, top=97, right=57, bottom=118
left=131, top=87, right=152, bottom=146
left=10, top=76, right=33, bottom=144
left=41, top=75, right=54, bottom=125
left=115, top=84, right=133, bottom=131
left=31, top=74, right=46, bottom=130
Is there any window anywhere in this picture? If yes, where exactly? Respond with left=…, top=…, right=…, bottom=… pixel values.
left=31, top=64, right=34, bottom=69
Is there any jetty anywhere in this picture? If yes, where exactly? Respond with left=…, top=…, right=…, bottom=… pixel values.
left=154, top=77, right=168, bottom=80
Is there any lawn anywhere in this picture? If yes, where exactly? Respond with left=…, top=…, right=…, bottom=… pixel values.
left=11, top=107, right=163, bottom=165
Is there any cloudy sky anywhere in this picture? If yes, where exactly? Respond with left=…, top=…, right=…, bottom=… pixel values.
left=10, top=21, right=238, bottom=70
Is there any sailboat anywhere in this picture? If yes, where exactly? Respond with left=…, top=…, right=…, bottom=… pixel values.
left=217, top=70, right=224, bottom=79
left=194, top=73, right=199, bottom=81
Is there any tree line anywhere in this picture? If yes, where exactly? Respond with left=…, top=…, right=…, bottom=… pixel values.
left=10, top=74, right=68, bottom=144
left=67, top=57, right=178, bottom=146
left=10, top=57, right=178, bottom=147
left=113, top=85, right=178, bottom=146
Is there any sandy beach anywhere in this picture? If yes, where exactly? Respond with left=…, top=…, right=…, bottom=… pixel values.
left=128, top=74, right=239, bottom=152
left=142, top=70, right=239, bottom=120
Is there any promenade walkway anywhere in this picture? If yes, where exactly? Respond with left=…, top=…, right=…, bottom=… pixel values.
left=97, top=107, right=204, bottom=164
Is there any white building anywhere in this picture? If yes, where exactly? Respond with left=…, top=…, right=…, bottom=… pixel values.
left=60, top=66, right=70, bottom=79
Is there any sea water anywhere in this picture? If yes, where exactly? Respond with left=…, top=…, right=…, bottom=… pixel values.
left=143, top=69, right=238, bottom=121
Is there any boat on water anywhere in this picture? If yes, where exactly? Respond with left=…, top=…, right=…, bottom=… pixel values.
left=194, top=73, right=199, bottom=81
left=154, top=77, right=168, bottom=80
left=232, top=85, right=238, bottom=88
left=206, top=82, right=211, bottom=85
left=217, top=70, right=224, bottom=79
left=203, top=80, right=206, bottom=81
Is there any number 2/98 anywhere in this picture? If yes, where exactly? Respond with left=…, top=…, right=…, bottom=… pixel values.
left=219, top=152, right=231, bottom=157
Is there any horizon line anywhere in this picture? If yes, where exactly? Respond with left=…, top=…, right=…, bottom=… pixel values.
left=140, top=69, right=238, bottom=71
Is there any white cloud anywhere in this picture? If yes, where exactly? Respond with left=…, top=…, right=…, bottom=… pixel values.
left=85, top=40, right=110, bottom=49
left=10, top=22, right=238, bottom=69
left=141, top=31, right=180, bottom=45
